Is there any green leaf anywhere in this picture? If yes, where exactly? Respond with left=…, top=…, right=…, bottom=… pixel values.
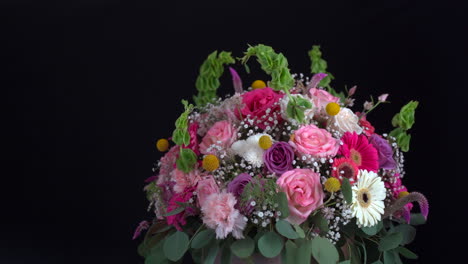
left=145, top=240, right=170, bottom=264
left=163, top=231, right=189, bottom=261
left=391, top=224, right=416, bottom=245
left=371, top=260, right=383, bottom=264
left=204, top=243, right=219, bottom=264
left=221, top=242, right=232, bottom=264
left=395, top=101, right=419, bottom=130
left=339, top=261, right=351, bottom=264
left=383, top=250, right=395, bottom=264
left=296, top=96, right=313, bottom=109
left=409, top=213, right=426, bottom=226
left=397, top=247, right=418, bottom=259
left=293, top=224, right=306, bottom=238
left=258, top=232, right=284, bottom=258
left=310, top=213, right=329, bottom=234
left=276, top=220, right=300, bottom=239
left=379, top=232, right=403, bottom=252
left=285, top=240, right=299, bottom=263
left=341, top=178, right=352, bottom=204
left=361, top=221, right=383, bottom=236
left=275, top=192, right=290, bottom=219
left=176, top=148, right=198, bottom=173
left=296, top=239, right=312, bottom=264
left=163, top=206, right=185, bottom=217
left=389, top=128, right=411, bottom=152
left=311, top=236, right=339, bottom=264
left=230, top=237, right=255, bottom=258
left=191, top=229, right=215, bottom=249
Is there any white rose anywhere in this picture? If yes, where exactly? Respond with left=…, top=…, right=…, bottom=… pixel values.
left=328, top=107, right=363, bottom=135
left=279, top=94, right=315, bottom=125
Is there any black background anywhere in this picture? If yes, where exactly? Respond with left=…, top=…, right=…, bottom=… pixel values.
left=1, top=0, right=466, bottom=263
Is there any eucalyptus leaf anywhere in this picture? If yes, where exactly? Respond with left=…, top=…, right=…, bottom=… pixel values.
left=391, top=224, right=416, bottom=245
left=293, top=224, right=306, bottom=238
left=221, top=242, right=232, bottom=264
left=296, top=239, right=312, bottom=264
left=371, top=261, right=383, bottom=264
left=341, top=178, right=352, bottom=204
left=397, top=247, right=418, bottom=259
left=285, top=240, right=298, bottom=263
left=383, top=251, right=395, bottom=264
left=361, top=221, right=383, bottom=236
left=311, top=236, right=339, bottom=264
left=379, top=232, right=403, bottom=252
left=409, top=213, right=426, bottom=226
left=204, top=243, right=219, bottom=264
left=163, top=231, right=189, bottom=261
left=191, top=229, right=215, bottom=249
left=276, top=220, right=299, bottom=239
left=258, top=232, right=284, bottom=258
left=230, top=237, right=255, bottom=258
left=339, top=261, right=351, bottom=264
left=310, top=213, right=329, bottom=234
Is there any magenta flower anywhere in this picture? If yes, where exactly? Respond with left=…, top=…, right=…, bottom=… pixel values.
left=229, top=67, right=243, bottom=94
left=264, top=142, right=295, bottom=175
left=166, top=186, right=196, bottom=231
left=132, top=220, right=150, bottom=240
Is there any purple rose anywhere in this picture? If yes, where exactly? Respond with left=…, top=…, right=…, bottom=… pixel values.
left=264, top=142, right=295, bottom=175
left=368, top=134, right=397, bottom=170
left=227, top=173, right=253, bottom=198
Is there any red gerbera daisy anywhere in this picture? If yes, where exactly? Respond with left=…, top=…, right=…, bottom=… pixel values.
left=332, top=157, right=359, bottom=185
left=339, top=132, right=379, bottom=172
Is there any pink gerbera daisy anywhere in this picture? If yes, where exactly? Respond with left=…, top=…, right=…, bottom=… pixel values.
left=339, top=132, right=379, bottom=172
left=331, top=157, right=359, bottom=185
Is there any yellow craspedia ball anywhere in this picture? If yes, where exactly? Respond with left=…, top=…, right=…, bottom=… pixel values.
left=326, top=102, right=341, bottom=116
left=202, top=154, right=219, bottom=172
left=398, top=191, right=410, bottom=199
left=156, top=138, right=169, bottom=152
left=324, top=177, right=341, bottom=193
left=251, top=80, right=267, bottom=89
left=258, top=135, right=273, bottom=150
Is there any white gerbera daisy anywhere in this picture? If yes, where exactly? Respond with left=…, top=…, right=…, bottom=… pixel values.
left=231, top=134, right=271, bottom=168
left=350, top=170, right=386, bottom=227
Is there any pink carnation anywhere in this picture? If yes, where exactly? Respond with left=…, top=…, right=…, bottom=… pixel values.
left=289, top=124, right=339, bottom=157
left=309, top=87, right=340, bottom=111
left=166, top=186, right=196, bottom=231
left=196, top=175, right=219, bottom=207
left=201, top=192, right=247, bottom=239
left=171, top=168, right=203, bottom=194
left=276, top=169, right=324, bottom=225
left=199, top=120, right=237, bottom=155
left=239, top=87, right=283, bottom=129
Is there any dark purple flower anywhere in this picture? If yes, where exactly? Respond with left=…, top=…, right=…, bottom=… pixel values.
left=227, top=173, right=253, bottom=198
left=264, top=142, right=295, bottom=175
left=368, top=134, right=397, bottom=170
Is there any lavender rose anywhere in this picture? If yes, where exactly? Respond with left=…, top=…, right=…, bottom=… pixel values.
left=227, top=173, right=253, bottom=198
left=368, top=134, right=397, bottom=170
left=264, top=142, right=295, bottom=175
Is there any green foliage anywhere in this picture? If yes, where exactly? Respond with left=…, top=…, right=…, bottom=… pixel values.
left=240, top=44, right=295, bottom=91
left=194, top=51, right=235, bottom=107
left=163, top=206, right=185, bottom=217
left=391, top=101, right=418, bottom=130
left=389, top=128, right=411, bottom=152
left=310, top=213, right=329, bottom=235
left=378, top=232, right=403, bottom=252
left=176, top=148, right=198, bottom=173
left=286, top=95, right=313, bottom=124
left=221, top=242, right=233, bottom=264
left=391, top=224, right=416, bottom=245
left=308, top=45, right=335, bottom=89
left=191, top=229, right=215, bottom=249
left=258, top=232, right=284, bottom=258
left=390, top=101, right=418, bottom=152
left=341, top=178, right=353, bottom=204
left=397, top=247, right=418, bottom=259
left=230, top=237, right=255, bottom=258
left=204, top=243, right=219, bottom=264
left=361, top=221, right=383, bottom=236
left=296, top=239, right=313, bottom=264
left=275, top=220, right=300, bottom=239
left=311, top=236, right=339, bottom=264
left=172, top=100, right=194, bottom=146
left=284, top=240, right=299, bottom=263
left=275, top=191, right=290, bottom=219
left=145, top=240, right=171, bottom=264
left=409, top=213, right=426, bottom=226
left=293, top=224, right=306, bottom=238
left=163, top=231, right=189, bottom=261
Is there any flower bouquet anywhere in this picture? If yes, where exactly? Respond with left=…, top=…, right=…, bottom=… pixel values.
left=134, top=44, right=429, bottom=264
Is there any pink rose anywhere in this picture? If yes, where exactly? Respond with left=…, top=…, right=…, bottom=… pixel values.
left=289, top=124, right=339, bottom=157
left=171, top=168, right=202, bottom=193
left=309, top=87, right=340, bottom=111
left=276, top=169, right=324, bottom=225
left=196, top=175, right=219, bottom=207
left=239, top=87, right=283, bottom=129
left=199, top=120, right=237, bottom=154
